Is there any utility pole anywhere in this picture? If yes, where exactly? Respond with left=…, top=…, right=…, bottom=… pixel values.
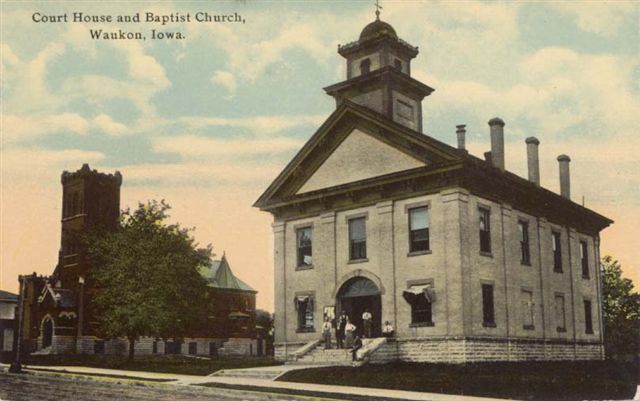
left=9, top=277, right=26, bottom=373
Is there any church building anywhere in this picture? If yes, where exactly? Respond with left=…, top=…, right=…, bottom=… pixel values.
left=254, top=15, right=612, bottom=363
left=19, top=164, right=260, bottom=357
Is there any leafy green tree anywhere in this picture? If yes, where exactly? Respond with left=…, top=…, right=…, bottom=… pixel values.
left=87, top=200, right=212, bottom=359
left=601, top=255, right=640, bottom=359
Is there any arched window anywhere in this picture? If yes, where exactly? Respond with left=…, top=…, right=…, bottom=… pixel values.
left=360, top=58, right=371, bottom=75
left=394, top=59, right=402, bottom=71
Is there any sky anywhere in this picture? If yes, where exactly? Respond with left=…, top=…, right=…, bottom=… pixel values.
left=1, top=0, right=638, bottom=311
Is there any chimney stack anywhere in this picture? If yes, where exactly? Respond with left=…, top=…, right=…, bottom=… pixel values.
left=525, top=136, right=540, bottom=186
left=456, top=125, right=466, bottom=151
left=557, top=154, right=571, bottom=199
left=488, top=117, right=505, bottom=171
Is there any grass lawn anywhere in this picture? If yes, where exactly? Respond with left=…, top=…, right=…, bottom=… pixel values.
left=22, top=354, right=281, bottom=376
left=279, top=360, right=638, bottom=401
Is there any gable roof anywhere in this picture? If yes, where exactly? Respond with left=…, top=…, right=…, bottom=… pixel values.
left=254, top=100, right=462, bottom=209
left=254, top=101, right=612, bottom=235
left=199, top=254, right=256, bottom=292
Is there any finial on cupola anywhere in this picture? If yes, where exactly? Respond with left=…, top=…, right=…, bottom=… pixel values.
left=375, top=0, right=382, bottom=20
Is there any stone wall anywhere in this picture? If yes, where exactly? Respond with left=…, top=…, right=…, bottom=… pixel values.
left=366, top=337, right=603, bottom=364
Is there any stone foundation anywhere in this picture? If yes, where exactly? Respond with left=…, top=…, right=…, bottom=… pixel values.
left=368, top=337, right=604, bottom=364
left=277, top=337, right=604, bottom=363
left=41, top=336, right=256, bottom=357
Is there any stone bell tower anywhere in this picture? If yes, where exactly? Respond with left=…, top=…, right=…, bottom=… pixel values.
left=323, top=10, right=435, bottom=133
left=54, top=164, right=122, bottom=292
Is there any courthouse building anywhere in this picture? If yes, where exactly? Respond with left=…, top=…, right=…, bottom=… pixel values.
left=254, top=16, right=612, bottom=363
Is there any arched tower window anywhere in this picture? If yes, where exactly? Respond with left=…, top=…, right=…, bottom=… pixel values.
left=360, top=58, right=371, bottom=75
left=394, top=59, right=402, bottom=71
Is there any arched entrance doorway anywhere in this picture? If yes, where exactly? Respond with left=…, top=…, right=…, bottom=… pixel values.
left=337, top=277, right=381, bottom=337
left=42, top=317, right=53, bottom=349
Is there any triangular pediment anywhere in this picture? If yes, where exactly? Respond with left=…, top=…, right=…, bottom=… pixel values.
left=254, top=101, right=462, bottom=210
left=297, top=128, right=425, bottom=194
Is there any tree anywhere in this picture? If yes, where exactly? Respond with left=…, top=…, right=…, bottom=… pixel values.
left=87, top=200, right=212, bottom=359
left=601, top=255, right=640, bottom=359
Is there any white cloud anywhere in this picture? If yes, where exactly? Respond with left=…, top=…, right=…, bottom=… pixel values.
left=548, top=1, right=636, bottom=37
left=93, top=114, right=130, bottom=136
left=1, top=113, right=89, bottom=144
left=179, top=114, right=325, bottom=135
left=153, top=135, right=303, bottom=158
left=115, top=160, right=284, bottom=186
left=210, top=70, right=237, bottom=95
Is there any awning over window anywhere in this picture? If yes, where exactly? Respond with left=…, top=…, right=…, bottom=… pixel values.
left=402, top=284, right=436, bottom=304
left=294, top=295, right=313, bottom=310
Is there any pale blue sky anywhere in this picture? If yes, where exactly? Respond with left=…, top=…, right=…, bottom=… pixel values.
left=1, top=0, right=638, bottom=307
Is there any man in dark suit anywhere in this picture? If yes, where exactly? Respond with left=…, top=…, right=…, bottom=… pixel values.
left=336, top=311, right=347, bottom=349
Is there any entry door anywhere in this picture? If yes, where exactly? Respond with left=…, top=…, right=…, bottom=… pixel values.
left=42, top=319, right=53, bottom=348
left=341, top=295, right=381, bottom=337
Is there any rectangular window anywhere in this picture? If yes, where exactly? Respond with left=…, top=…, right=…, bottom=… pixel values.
left=411, top=294, right=433, bottom=324
left=296, top=295, right=314, bottom=331
left=409, top=207, right=430, bottom=253
left=296, top=227, right=313, bottom=267
left=519, top=221, right=531, bottom=265
left=479, top=208, right=491, bottom=253
left=521, top=289, right=534, bottom=330
left=584, top=300, right=593, bottom=334
left=348, top=217, right=367, bottom=260
left=552, top=231, right=562, bottom=272
left=93, top=340, right=105, bottom=355
left=209, top=342, right=218, bottom=356
left=555, top=294, right=566, bottom=332
left=188, top=342, right=197, bottom=355
left=580, top=241, right=589, bottom=278
left=482, top=284, right=495, bottom=327
left=396, top=99, right=414, bottom=121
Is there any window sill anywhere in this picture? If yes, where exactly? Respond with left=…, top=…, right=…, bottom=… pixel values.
left=523, top=325, right=535, bottom=331
left=296, top=328, right=315, bottom=333
left=295, top=265, right=313, bottom=271
left=585, top=330, right=594, bottom=335
left=520, top=261, right=531, bottom=267
left=582, top=275, right=591, bottom=280
left=483, top=322, right=497, bottom=328
left=553, top=268, right=563, bottom=274
left=409, top=322, right=434, bottom=328
left=480, top=251, right=493, bottom=258
left=556, top=327, right=566, bottom=333
left=348, top=258, right=369, bottom=265
left=408, top=250, right=431, bottom=257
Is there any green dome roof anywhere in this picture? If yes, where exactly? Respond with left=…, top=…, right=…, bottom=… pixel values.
left=359, top=19, right=398, bottom=42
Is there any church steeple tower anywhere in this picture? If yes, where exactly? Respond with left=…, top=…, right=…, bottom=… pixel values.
left=324, top=13, right=434, bottom=133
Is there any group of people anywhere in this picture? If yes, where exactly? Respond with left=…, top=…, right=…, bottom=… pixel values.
left=321, top=309, right=395, bottom=361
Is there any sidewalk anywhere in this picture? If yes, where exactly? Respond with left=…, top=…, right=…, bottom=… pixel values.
left=1, top=362, right=511, bottom=400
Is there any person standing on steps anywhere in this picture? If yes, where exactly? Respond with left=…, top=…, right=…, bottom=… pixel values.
left=336, top=310, right=347, bottom=349
left=382, top=320, right=395, bottom=338
left=362, top=308, right=372, bottom=338
left=351, top=335, right=363, bottom=361
left=322, top=316, right=332, bottom=349
left=345, top=317, right=356, bottom=348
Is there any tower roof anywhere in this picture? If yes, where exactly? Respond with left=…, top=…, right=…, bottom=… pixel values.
left=359, top=19, right=397, bottom=42
left=198, top=254, right=256, bottom=292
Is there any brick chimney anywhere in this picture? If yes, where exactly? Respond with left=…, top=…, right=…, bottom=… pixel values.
left=488, top=117, right=505, bottom=171
left=456, top=124, right=466, bottom=151
left=557, top=154, right=571, bottom=199
left=525, top=137, right=540, bottom=186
